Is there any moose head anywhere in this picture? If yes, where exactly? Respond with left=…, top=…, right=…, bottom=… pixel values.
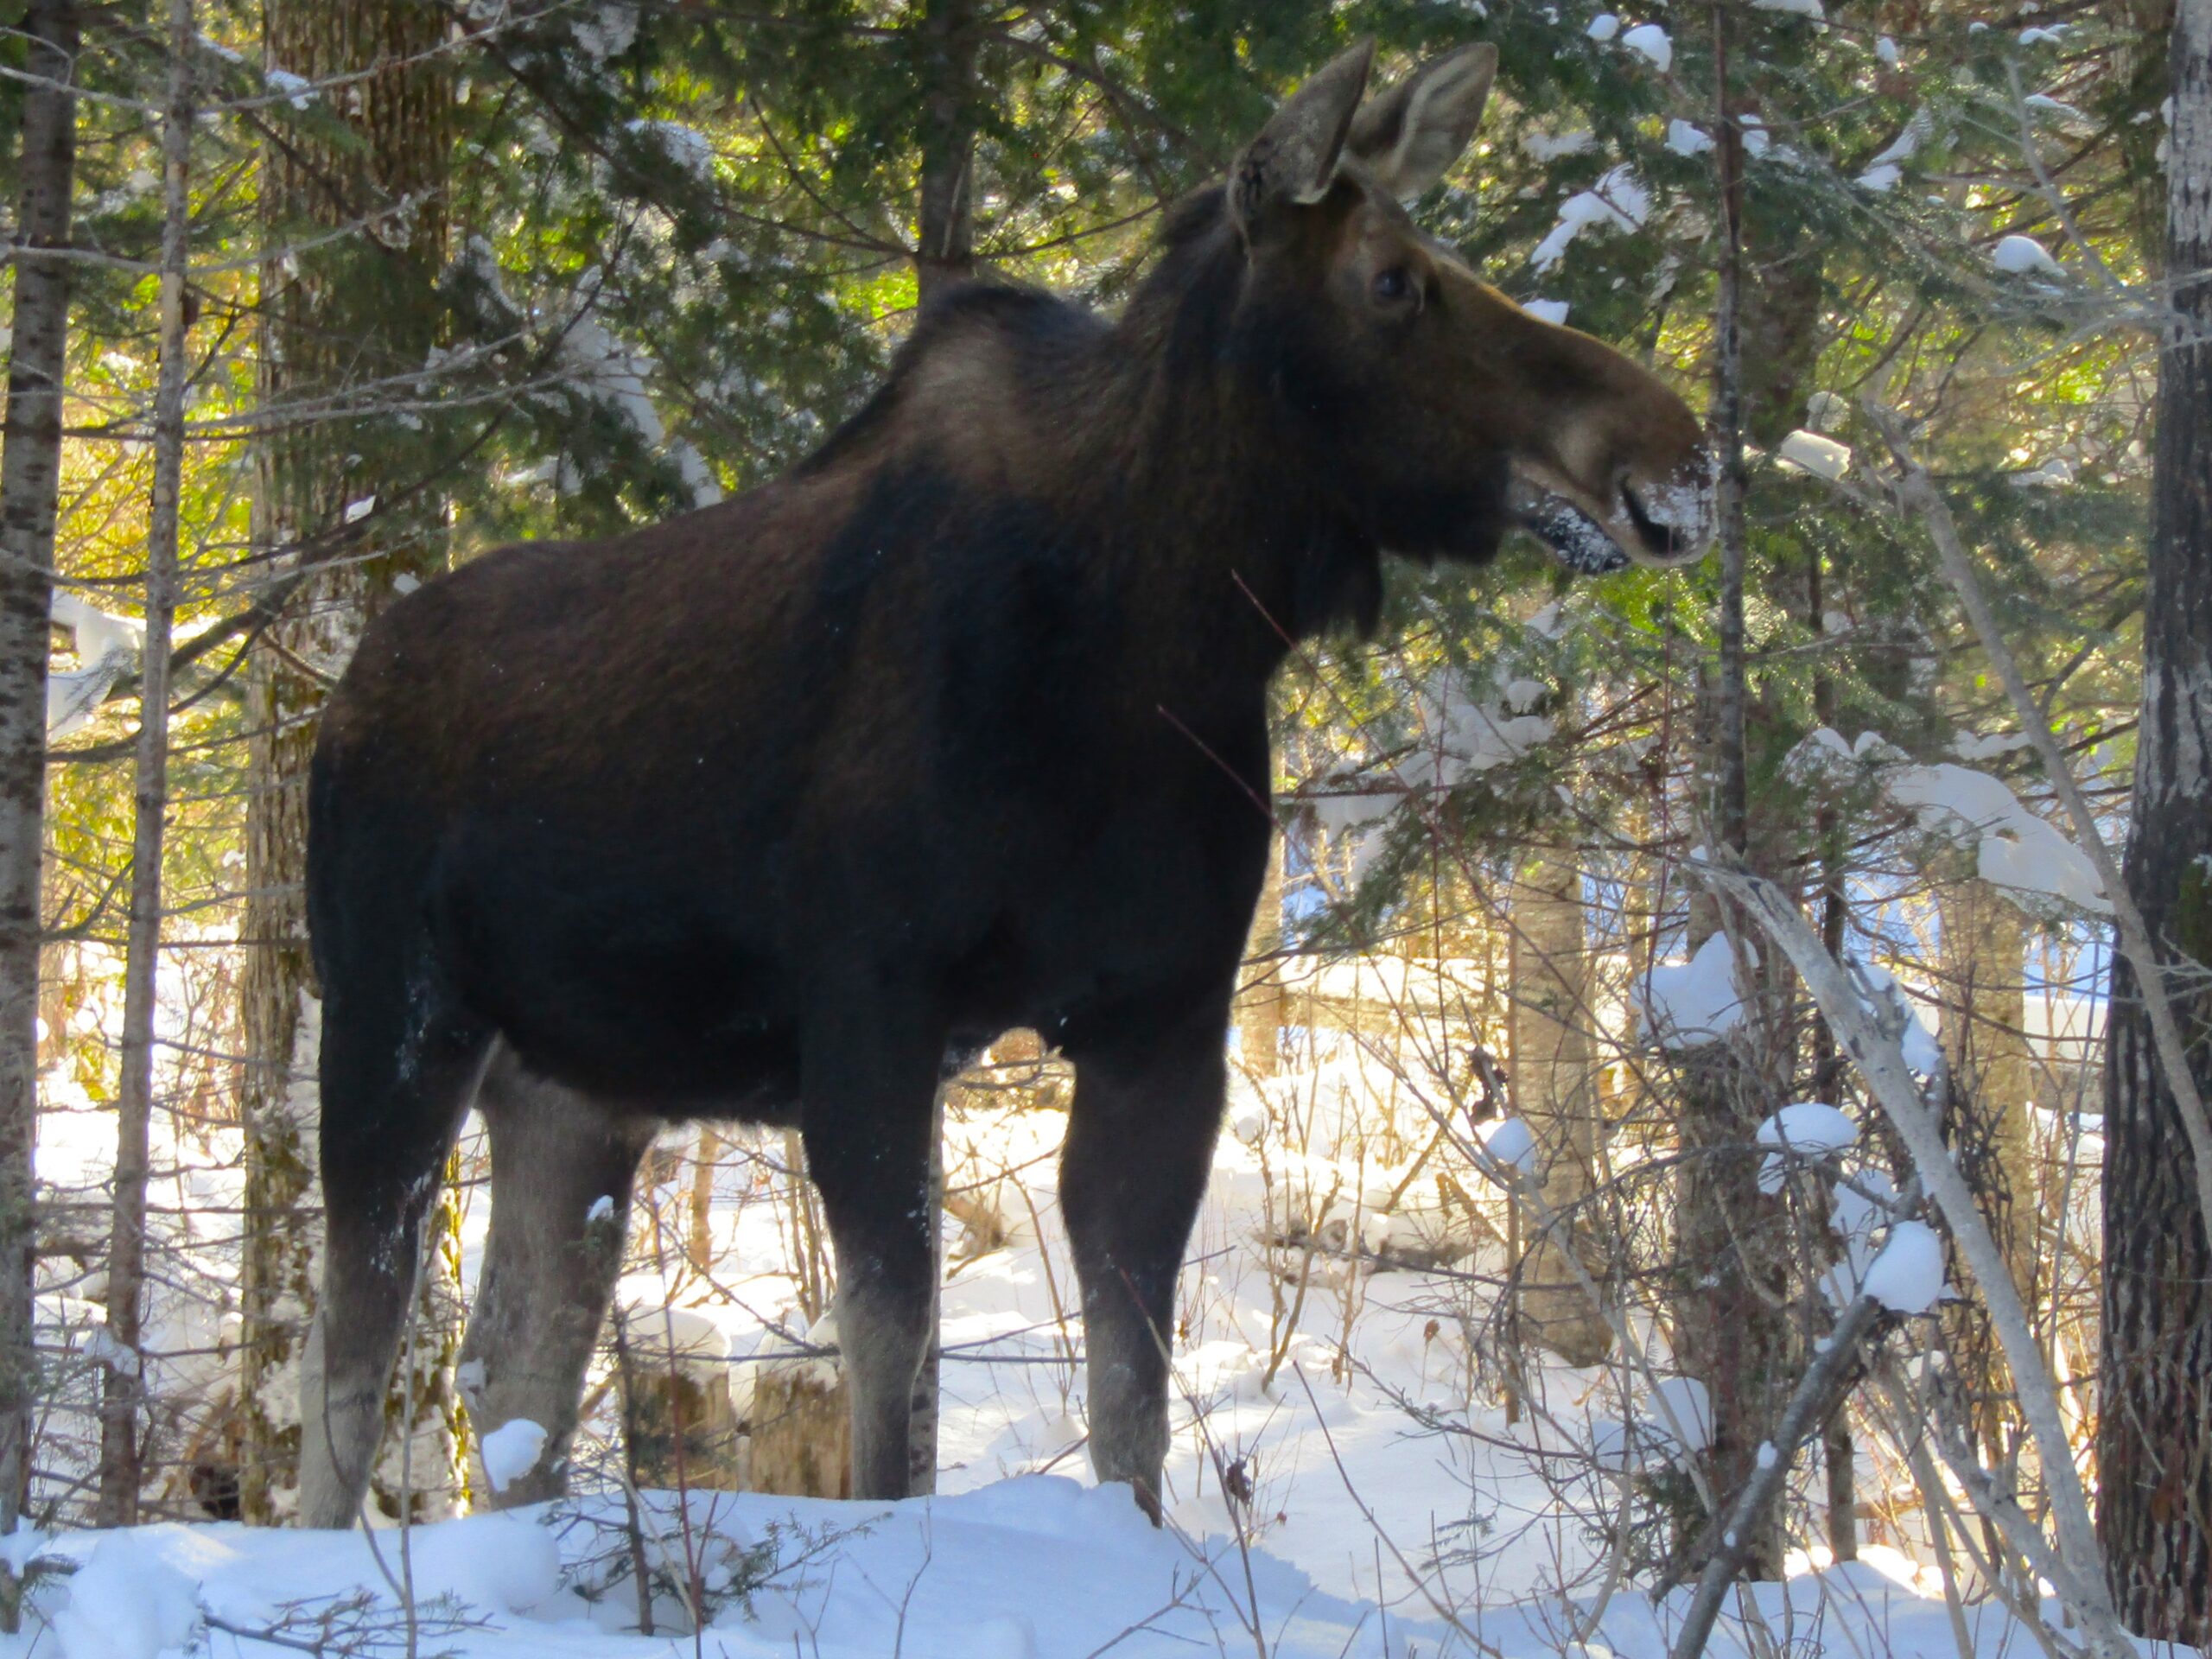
left=1217, top=40, right=1714, bottom=576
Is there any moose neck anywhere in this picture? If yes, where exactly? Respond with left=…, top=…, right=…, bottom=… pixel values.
left=1070, top=196, right=1385, bottom=691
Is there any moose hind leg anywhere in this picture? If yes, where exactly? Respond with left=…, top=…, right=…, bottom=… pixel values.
left=799, top=1003, right=944, bottom=1502
left=459, top=1051, right=654, bottom=1508
left=1061, top=1023, right=1226, bottom=1520
left=298, top=996, right=487, bottom=1530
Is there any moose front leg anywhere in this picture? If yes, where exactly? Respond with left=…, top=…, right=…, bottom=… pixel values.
left=1061, top=1019, right=1227, bottom=1520
left=799, top=1002, right=944, bottom=1502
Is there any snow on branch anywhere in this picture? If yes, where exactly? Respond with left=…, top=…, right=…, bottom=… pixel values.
left=1692, top=855, right=2131, bottom=1659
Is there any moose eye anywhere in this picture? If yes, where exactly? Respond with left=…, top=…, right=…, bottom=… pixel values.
left=1371, top=266, right=1418, bottom=307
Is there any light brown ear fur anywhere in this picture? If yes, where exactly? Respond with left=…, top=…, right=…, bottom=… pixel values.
left=1230, top=40, right=1375, bottom=233
left=1347, top=43, right=1497, bottom=200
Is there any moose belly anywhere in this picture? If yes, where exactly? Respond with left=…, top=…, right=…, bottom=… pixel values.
left=435, top=769, right=1267, bottom=1111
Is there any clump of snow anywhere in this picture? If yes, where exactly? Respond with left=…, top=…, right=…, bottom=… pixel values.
left=1621, top=22, right=1673, bottom=67
left=1794, top=731, right=2109, bottom=917
left=1649, top=1376, right=1713, bottom=1454
left=1883, top=760, right=2109, bottom=913
left=1877, top=34, right=1900, bottom=63
left=1586, top=12, right=1621, bottom=41
left=584, top=1193, right=615, bottom=1223
left=1476, top=1116, right=1539, bottom=1178
left=1503, top=677, right=1550, bottom=713
left=1739, top=116, right=1772, bottom=156
left=1777, top=429, right=1852, bottom=480
left=1666, top=118, right=1715, bottom=156
left=1593, top=1375, right=1713, bottom=1470
left=1993, top=234, right=2060, bottom=276
left=620, top=1302, right=729, bottom=1368
left=478, top=1418, right=549, bottom=1494
left=1522, top=129, right=1596, bottom=160
left=1751, top=0, right=1824, bottom=16
left=1822, top=1168, right=1900, bottom=1306
left=47, top=593, right=143, bottom=738
left=1299, top=676, right=1549, bottom=877
left=1394, top=681, right=1554, bottom=793
left=2018, top=23, right=2068, bottom=44
left=1531, top=166, right=1650, bottom=272
left=627, top=118, right=716, bottom=182
left=574, top=1, right=639, bottom=59
left=1862, top=1220, right=1946, bottom=1313
left=1758, top=1103, right=1858, bottom=1159
left=1952, top=728, right=2031, bottom=761
left=1872, top=108, right=1934, bottom=169
left=1757, top=1102, right=1858, bottom=1193
left=403, top=1510, right=565, bottom=1614
left=1856, top=163, right=1901, bottom=192
left=265, top=67, right=315, bottom=110
left=54, top=1533, right=199, bottom=1659
left=1522, top=297, right=1572, bottom=325
left=1639, top=932, right=1752, bottom=1050
left=2011, top=456, right=2075, bottom=487
left=554, top=295, right=722, bottom=508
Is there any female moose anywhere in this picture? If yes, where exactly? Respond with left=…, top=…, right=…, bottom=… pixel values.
left=297, top=40, right=1713, bottom=1528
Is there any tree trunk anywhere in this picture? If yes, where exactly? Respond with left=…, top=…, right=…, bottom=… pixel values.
left=1938, top=877, right=2037, bottom=1590
left=1506, top=844, right=1611, bottom=1368
left=887, top=0, right=983, bottom=1495
left=1667, top=12, right=1787, bottom=1579
left=1238, top=832, right=1287, bottom=1077
left=0, top=0, right=79, bottom=1536
left=688, top=1128, right=721, bottom=1274
left=914, top=0, right=978, bottom=304
left=236, top=0, right=455, bottom=1523
left=2098, top=0, right=2212, bottom=1637
left=98, top=0, right=194, bottom=1528
left=1938, top=882, right=2034, bottom=1274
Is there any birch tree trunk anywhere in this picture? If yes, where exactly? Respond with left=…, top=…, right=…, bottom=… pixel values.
left=1506, top=845, right=1611, bottom=1368
left=236, top=0, right=456, bottom=1523
left=0, top=0, right=80, bottom=1531
left=2098, top=0, right=2212, bottom=1636
left=98, top=0, right=194, bottom=1527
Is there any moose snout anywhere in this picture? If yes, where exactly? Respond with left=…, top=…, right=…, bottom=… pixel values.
left=1618, top=453, right=1718, bottom=567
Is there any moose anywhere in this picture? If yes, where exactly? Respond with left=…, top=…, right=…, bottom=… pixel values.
left=296, top=38, right=1713, bottom=1529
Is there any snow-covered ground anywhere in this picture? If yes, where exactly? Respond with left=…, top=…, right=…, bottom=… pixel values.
left=19, top=1024, right=2111, bottom=1658
left=16, top=1481, right=2081, bottom=1659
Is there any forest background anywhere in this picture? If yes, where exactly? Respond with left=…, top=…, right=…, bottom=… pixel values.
left=0, top=0, right=2205, bottom=1651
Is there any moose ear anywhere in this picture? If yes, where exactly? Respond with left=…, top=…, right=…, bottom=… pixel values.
left=1230, top=41, right=1376, bottom=235
left=1346, top=43, right=1497, bottom=200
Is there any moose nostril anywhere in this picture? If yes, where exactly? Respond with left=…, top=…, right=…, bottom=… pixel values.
left=1620, top=485, right=1680, bottom=557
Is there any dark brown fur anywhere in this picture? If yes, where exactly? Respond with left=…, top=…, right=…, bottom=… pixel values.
left=295, top=44, right=1713, bottom=1529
